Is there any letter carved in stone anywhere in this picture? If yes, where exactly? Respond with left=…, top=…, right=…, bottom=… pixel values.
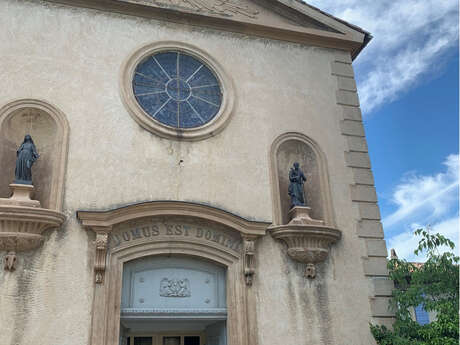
left=160, top=278, right=191, bottom=297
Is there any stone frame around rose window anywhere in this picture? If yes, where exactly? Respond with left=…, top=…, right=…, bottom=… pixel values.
left=120, top=41, right=235, bottom=141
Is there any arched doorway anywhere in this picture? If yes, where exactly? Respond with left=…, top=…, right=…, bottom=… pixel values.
left=77, top=201, right=269, bottom=345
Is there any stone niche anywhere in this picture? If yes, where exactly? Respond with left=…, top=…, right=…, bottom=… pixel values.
left=0, top=99, right=69, bottom=210
left=271, top=132, right=334, bottom=226
left=269, top=132, right=340, bottom=278
left=0, top=99, right=69, bottom=270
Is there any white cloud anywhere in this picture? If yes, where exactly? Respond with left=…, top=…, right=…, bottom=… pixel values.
left=388, top=217, right=459, bottom=261
left=383, top=154, right=459, bottom=229
left=307, top=0, right=459, bottom=113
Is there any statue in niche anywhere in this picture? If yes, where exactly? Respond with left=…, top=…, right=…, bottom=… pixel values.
left=288, top=162, right=307, bottom=208
left=14, top=134, right=39, bottom=185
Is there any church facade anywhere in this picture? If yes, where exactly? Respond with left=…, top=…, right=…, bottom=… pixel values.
left=0, top=1, right=393, bottom=344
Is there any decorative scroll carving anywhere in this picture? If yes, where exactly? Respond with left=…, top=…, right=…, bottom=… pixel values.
left=148, top=0, right=259, bottom=18
left=242, top=235, right=256, bottom=286
left=94, top=231, right=109, bottom=284
left=269, top=206, right=341, bottom=279
left=160, top=278, right=191, bottom=297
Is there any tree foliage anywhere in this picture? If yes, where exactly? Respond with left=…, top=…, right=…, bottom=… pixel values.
left=370, top=229, right=459, bottom=345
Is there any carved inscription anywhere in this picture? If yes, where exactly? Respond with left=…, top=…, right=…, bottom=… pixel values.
left=160, top=278, right=191, bottom=297
left=110, top=222, right=242, bottom=253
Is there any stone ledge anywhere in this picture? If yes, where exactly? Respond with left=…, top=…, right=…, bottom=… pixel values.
left=352, top=168, right=375, bottom=185
left=357, top=220, right=384, bottom=238
left=351, top=185, right=377, bottom=203
left=340, top=120, right=365, bottom=137
left=365, top=239, right=388, bottom=257
left=336, top=90, right=360, bottom=106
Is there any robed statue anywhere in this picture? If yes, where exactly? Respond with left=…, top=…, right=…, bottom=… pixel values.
left=15, top=134, right=39, bottom=185
left=288, top=162, right=307, bottom=208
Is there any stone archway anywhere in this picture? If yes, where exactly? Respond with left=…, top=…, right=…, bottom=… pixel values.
left=77, top=201, right=269, bottom=345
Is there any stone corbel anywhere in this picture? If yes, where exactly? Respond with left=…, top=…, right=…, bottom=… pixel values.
left=242, top=235, right=257, bottom=286
left=91, top=226, right=111, bottom=284
left=0, top=184, right=65, bottom=271
left=269, top=206, right=341, bottom=279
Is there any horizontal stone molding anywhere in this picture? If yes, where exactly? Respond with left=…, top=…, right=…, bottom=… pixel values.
left=340, top=120, right=365, bottom=137
left=363, top=257, right=389, bottom=276
left=345, top=151, right=371, bottom=168
left=331, top=61, right=354, bottom=77
left=336, top=90, right=360, bottom=106
left=77, top=200, right=269, bottom=236
left=370, top=297, right=394, bottom=317
left=352, top=168, right=375, bottom=185
left=342, top=105, right=362, bottom=121
left=365, top=239, right=388, bottom=257
left=357, top=220, right=384, bottom=238
left=357, top=202, right=381, bottom=220
left=371, top=278, right=394, bottom=297
left=346, top=136, right=368, bottom=152
left=337, top=76, right=357, bottom=91
left=351, top=185, right=377, bottom=203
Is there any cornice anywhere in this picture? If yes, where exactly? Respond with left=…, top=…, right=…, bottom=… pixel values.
left=44, top=0, right=368, bottom=58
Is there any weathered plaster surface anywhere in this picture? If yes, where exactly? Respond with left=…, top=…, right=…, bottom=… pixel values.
left=0, top=1, right=383, bottom=344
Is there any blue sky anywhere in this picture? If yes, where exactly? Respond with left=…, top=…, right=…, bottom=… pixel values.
left=308, top=0, right=459, bottom=261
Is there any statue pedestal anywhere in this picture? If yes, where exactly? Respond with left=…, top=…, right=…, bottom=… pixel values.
left=0, top=183, right=64, bottom=271
left=0, top=184, right=41, bottom=207
left=269, top=206, right=340, bottom=279
left=288, top=206, right=324, bottom=226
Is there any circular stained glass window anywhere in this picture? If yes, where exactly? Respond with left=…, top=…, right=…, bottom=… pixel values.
left=132, top=51, right=222, bottom=129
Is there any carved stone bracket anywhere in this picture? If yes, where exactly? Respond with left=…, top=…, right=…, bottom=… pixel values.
left=92, top=227, right=111, bottom=284
left=0, top=184, right=65, bottom=271
left=269, top=206, right=341, bottom=278
left=242, top=235, right=257, bottom=286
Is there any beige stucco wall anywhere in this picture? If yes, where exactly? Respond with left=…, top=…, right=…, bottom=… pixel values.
left=0, top=1, right=389, bottom=344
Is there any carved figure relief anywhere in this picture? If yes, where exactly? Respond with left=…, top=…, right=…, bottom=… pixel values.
left=145, top=0, right=259, bottom=18
left=160, top=278, right=191, bottom=297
